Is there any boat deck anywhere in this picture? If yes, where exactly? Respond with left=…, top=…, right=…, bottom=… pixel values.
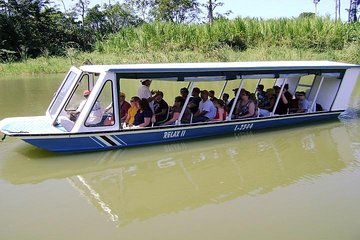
left=0, top=116, right=66, bottom=135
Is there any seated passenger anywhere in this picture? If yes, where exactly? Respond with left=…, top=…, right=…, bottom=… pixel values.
left=258, top=88, right=276, bottom=117
left=209, top=90, right=217, bottom=101
left=180, top=87, right=189, bottom=100
left=104, top=92, right=130, bottom=122
left=188, top=87, right=201, bottom=114
left=297, top=91, right=312, bottom=113
left=227, top=88, right=245, bottom=113
left=213, top=99, right=227, bottom=121
left=256, top=84, right=266, bottom=106
left=153, top=91, right=169, bottom=122
left=289, top=91, right=300, bottom=113
left=192, top=90, right=217, bottom=123
left=124, top=96, right=140, bottom=127
left=59, top=89, right=102, bottom=131
left=162, top=96, right=191, bottom=125
left=274, top=84, right=292, bottom=115
left=222, top=93, right=230, bottom=106
left=133, top=98, right=153, bottom=128
left=234, top=90, right=256, bottom=119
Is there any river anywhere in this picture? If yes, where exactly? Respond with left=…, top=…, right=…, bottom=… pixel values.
left=0, top=74, right=360, bottom=240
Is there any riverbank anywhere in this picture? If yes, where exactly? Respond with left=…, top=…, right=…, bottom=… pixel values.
left=1, top=44, right=359, bottom=76
left=2, top=17, right=360, bottom=76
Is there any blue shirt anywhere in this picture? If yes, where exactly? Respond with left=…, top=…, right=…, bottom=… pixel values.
left=133, top=109, right=153, bottom=126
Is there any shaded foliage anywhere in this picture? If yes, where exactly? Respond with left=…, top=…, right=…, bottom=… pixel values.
left=0, top=0, right=141, bottom=62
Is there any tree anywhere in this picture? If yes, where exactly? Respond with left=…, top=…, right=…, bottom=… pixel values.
left=124, top=0, right=154, bottom=22
left=203, top=0, right=231, bottom=23
left=72, top=0, right=90, bottom=26
left=348, top=0, right=360, bottom=22
left=151, top=0, right=201, bottom=23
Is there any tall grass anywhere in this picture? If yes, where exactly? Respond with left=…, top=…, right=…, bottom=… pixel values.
left=97, top=17, right=360, bottom=54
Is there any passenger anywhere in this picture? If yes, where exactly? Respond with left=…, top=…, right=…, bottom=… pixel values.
left=162, top=96, right=191, bottom=125
left=137, top=79, right=155, bottom=112
left=256, top=84, right=266, bottom=106
left=234, top=90, right=256, bottom=119
left=180, top=87, right=189, bottom=99
left=222, top=93, right=230, bottom=106
left=133, top=98, right=153, bottom=128
left=258, top=88, right=276, bottom=117
left=124, top=96, right=140, bottom=127
left=227, top=88, right=245, bottom=113
left=71, top=89, right=102, bottom=125
left=213, top=99, right=227, bottom=121
left=249, top=92, right=257, bottom=106
left=289, top=91, right=300, bottom=113
left=104, top=92, right=130, bottom=122
left=192, top=90, right=217, bottom=122
left=297, top=91, right=312, bottom=113
left=209, top=90, right=217, bottom=101
left=60, top=89, right=102, bottom=131
left=274, top=84, right=292, bottom=115
left=188, top=87, right=201, bottom=114
left=153, top=91, right=169, bottom=122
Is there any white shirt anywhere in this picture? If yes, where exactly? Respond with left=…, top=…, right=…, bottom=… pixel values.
left=137, top=85, right=152, bottom=99
left=86, top=101, right=102, bottom=125
left=137, top=85, right=154, bottom=112
left=199, top=99, right=217, bottom=119
left=78, top=99, right=102, bottom=125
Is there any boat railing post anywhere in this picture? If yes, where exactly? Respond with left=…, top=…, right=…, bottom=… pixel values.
left=310, top=76, right=324, bottom=112
left=176, top=81, right=195, bottom=125
left=219, top=80, right=228, bottom=99
left=227, top=78, right=244, bottom=121
left=271, top=78, right=287, bottom=116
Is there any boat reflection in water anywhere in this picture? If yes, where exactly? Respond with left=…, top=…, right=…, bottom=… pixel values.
left=1, top=122, right=358, bottom=227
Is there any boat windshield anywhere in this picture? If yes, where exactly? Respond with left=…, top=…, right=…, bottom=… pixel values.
left=49, top=71, right=78, bottom=118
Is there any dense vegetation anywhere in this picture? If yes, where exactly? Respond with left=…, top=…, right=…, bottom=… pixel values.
left=1, top=0, right=360, bottom=75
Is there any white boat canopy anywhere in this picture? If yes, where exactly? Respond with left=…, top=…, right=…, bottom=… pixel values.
left=80, top=61, right=360, bottom=80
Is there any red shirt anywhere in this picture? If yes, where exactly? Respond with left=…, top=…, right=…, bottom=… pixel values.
left=120, top=101, right=131, bottom=120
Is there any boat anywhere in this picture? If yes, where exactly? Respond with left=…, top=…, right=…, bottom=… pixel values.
left=0, top=61, right=359, bottom=152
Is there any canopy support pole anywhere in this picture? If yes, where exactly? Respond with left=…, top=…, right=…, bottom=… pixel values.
left=310, top=76, right=324, bottom=112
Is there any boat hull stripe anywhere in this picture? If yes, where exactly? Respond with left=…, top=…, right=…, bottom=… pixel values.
left=107, top=135, right=121, bottom=146
left=100, top=136, right=117, bottom=146
left=112, top=135, right=127, bottom=145
left=90, top=136, right=105, bottom=147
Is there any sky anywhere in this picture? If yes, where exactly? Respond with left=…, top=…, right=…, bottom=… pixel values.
left=59, top=0, right=350, bottom=21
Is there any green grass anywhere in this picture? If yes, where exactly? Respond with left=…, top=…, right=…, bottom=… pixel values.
left=1, top=17, right=360, bottom=76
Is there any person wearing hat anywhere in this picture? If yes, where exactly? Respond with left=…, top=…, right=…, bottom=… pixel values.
left=104, top=92, right=131, bottom=122
left=137, top=79, right=155, bottom=112
left=192, top=90, right=217, bottom=123
left=68, top=89, right=92, bottom=121
left=59, top=89, right=102, bottom=131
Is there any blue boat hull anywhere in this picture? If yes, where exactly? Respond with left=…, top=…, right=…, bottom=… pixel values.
left=22, top=112, right=341, bottom=152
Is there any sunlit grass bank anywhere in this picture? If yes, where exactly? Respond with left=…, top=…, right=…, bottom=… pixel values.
left=1, top=44, right=360, bottom=76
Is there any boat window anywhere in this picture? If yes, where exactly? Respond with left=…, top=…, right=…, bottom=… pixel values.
left=65, top=74, right=90, bottom=111
left=294, top=75, right=316, bottom=97
left=85, top=80, right=114, bottom=127
left=49, top=71, right=78, bottom=118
